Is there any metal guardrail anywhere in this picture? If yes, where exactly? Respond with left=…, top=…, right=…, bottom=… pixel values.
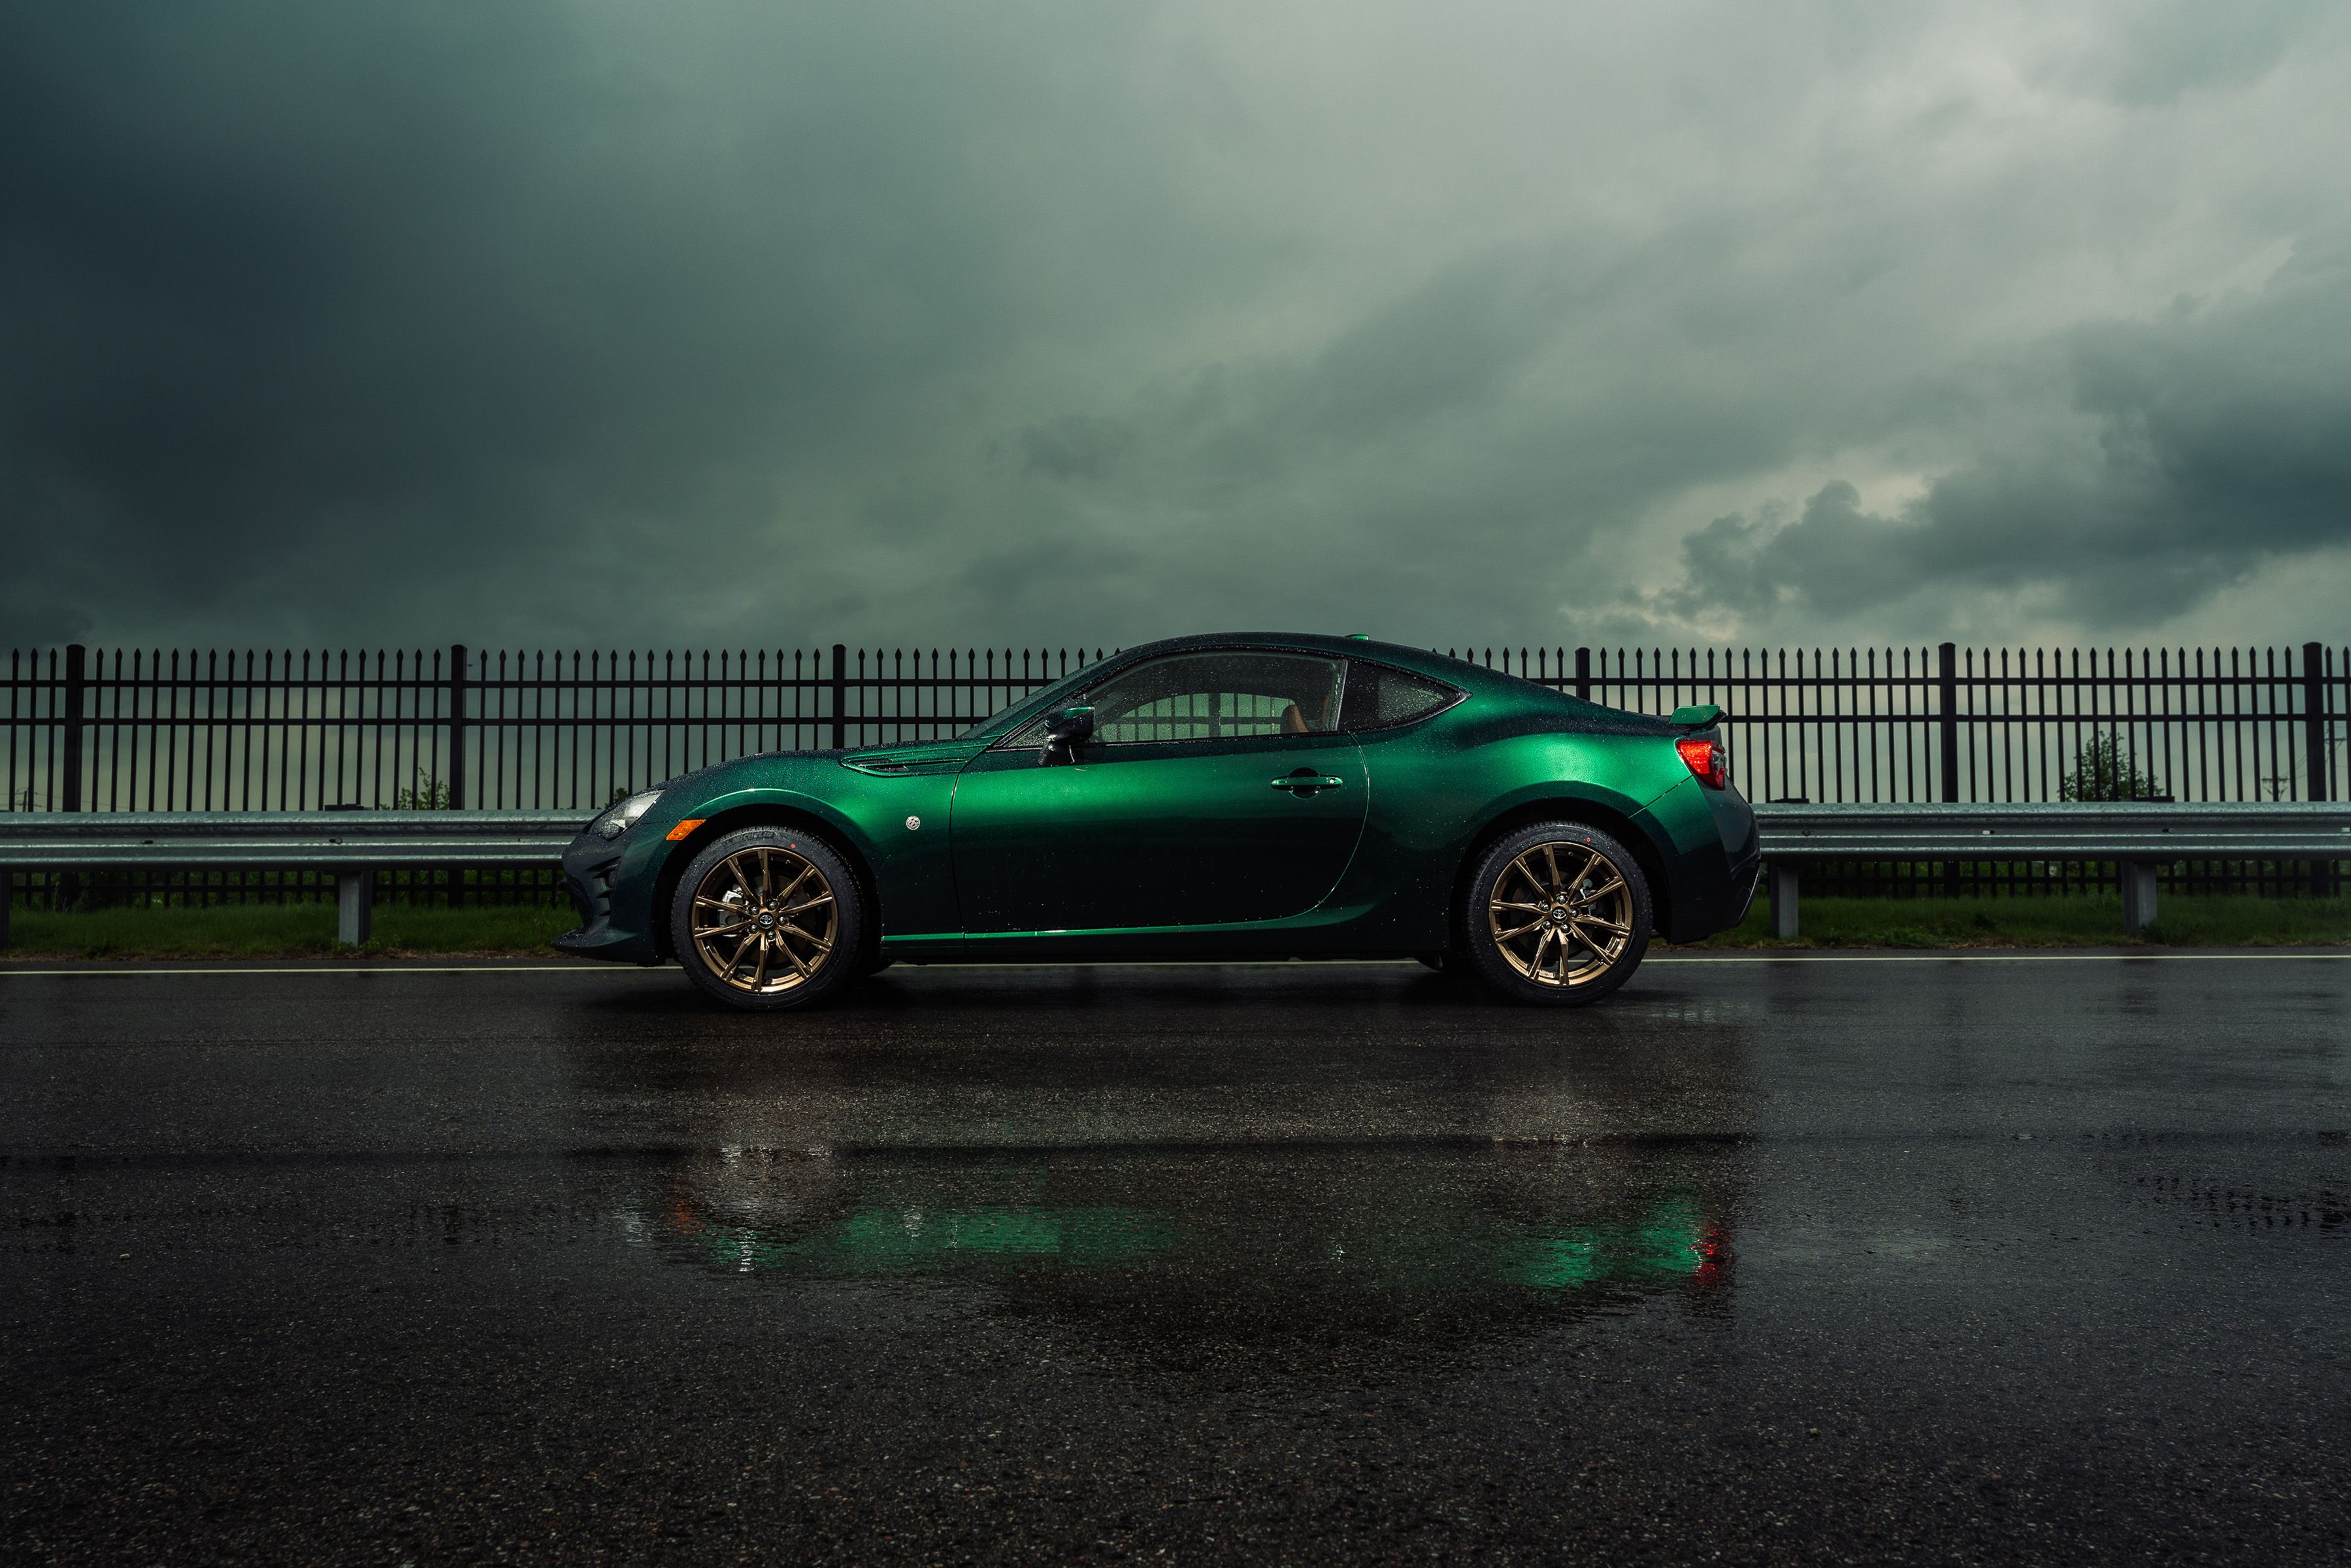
left=1, top=802, right=2346, bottom=949
left=0, top=810, right=582, bottom=866
left=0, top=811, right=584, bottom=946
left=1752, top=801, right=2351, bottom=858
left=1752, top=802, right=2351, bottom=936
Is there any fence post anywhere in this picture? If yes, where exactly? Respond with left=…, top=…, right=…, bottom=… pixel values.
left=56, top=645, right=88, bottom=911
left=2307, top=642, right=2335, bottom=896
left=1937, top=642, right=1960, bottom=896
left=60, top=644, right=87, bottom=813
left=1937, top=643, right=1960, bottom=803
left=445, top=644, right=467, bottom=910
left=830, top=643, right=847, bottom=750
left=1574, top=647, right=1591, bottom=702
left=2304, top=642, right=2330, bottom=802
left=446, top=644, right=469, bottom=811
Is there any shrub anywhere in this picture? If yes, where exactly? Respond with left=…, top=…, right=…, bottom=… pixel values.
left=391, top=776, right=452, bottom=810
left=2060, top=734, right=2163, bottom=802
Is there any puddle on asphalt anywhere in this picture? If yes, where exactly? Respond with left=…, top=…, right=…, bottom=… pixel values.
left=562, top=976, right=1766, bottom=1376
left=629, top=1145, right=1728, bottom=1290
left=610, top=1141, right=1739, bottom=1375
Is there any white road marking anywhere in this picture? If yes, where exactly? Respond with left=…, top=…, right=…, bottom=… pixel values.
left=0, top=950, right=2344, bottom=977
left=0, top=965, right=609, bottom=977
left=1646, top=951, right=2351, bottom=963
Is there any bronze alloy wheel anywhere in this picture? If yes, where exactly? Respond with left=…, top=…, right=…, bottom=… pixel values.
left=690, top=845, right=838, bottom=994
left=668, top=826, right=865, bottom=1009
left=1462, top=822, right=1652, bottom=1005
left=1488, top=840, right=1634, bottom=986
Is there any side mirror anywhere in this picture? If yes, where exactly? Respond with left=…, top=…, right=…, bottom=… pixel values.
left=1040, top=705, right=1095, bottom=765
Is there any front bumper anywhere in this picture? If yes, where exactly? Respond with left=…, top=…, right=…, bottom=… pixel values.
left=551, top=832, right=665, bottom=964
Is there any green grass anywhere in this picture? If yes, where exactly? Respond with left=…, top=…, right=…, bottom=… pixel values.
left=1, top=902, right=578, bottom=959
left=1685, top=893, right=2351, bottom=950
left=5, top=894, right=2348, bottom=960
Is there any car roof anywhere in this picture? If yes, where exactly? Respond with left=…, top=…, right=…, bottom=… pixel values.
left=1116, top=631, right=1541, bottom=693
left=1108, top=631, right=1689, bottom=732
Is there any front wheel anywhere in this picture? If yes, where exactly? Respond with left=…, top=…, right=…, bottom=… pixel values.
left=670, top=828, right=864, bottom=1011
left=1460, top=823, right=1652, bottom=1005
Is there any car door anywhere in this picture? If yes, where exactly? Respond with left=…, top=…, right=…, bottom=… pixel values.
left=950, top=649, right=1368, bottom=933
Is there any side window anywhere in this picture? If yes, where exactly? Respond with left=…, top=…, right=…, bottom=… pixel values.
left=1043, top=651, right=1347, bottom=745
left=1340, top=661, right=1458, bottom=732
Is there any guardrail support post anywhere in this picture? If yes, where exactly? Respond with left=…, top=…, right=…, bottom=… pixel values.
left=2121, top=860, right=2158, bottom=934
left=337, top=870, right=374, bottom=948
left=1768, top=864, right=1800, bottom=939
left=0, top=870, right=11, bottom=950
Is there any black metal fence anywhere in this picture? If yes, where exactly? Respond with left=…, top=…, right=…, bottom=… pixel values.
left=4, top=640, right=2343, bottom=909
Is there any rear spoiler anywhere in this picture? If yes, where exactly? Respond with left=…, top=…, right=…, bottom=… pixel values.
left=1668, top=704, right=1724, bottom=730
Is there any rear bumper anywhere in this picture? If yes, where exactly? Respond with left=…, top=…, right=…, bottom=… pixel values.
left=1662, top=845, right=1758, bottom=942
left=1732, top=851, right=1762, bottom=926
left=1654, top=780, right=1760, bottom=943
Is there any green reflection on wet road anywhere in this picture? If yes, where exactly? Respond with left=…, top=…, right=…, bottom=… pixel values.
left=650, top=1159, right=1722, bottom=1302
left=685, top=1203, right=1178, bottom=1271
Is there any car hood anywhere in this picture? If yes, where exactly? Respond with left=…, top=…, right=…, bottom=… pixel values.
left=835, top=737, right=997, bottom=776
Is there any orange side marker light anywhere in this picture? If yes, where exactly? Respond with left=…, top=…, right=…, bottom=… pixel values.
left=665, top=818, right=707, bottom=841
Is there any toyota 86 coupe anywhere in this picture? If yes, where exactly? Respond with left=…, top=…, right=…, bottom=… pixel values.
left=555, top=632, right=1760, bottom=1009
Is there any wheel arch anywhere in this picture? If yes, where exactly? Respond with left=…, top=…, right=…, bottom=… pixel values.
left=648, top=803, right=880, bottom=964
left=1449, top=795, right=1674, bottom=943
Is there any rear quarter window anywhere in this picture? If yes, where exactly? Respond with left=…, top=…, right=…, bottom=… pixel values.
left=1340, top=662, right=1460, bottom=732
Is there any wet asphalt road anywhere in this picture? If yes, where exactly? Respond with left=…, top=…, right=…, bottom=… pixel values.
left=3, top=953, right=2348, bottom=1565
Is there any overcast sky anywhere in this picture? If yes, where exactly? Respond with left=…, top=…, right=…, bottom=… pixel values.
left=5, top=1, right=2347, bottom=655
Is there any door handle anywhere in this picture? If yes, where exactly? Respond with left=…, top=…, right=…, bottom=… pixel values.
left=1272, top=774, right=1347, bottom=794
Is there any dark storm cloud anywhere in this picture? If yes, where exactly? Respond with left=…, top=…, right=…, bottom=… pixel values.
left=2, top=1, right=2348, bottom=654
left=1652, top=238, right=2351, bottom=635
left=0, top=2, right=1154, bottom=647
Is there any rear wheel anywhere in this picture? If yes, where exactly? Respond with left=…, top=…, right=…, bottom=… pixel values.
left=670, top=828, right=864, bottom=1011
left=1460, top=823, right=1651, bottom=1005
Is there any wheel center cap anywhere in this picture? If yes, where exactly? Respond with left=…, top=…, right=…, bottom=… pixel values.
left=757, top=913, right=776, bottom=929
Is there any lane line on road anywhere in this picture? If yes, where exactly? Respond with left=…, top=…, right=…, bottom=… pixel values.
left=1647, top=951, right=2351, bottom=964
left=1, top=951, right=2346, bottom=977
left=0, top=965, right=608, bottom=977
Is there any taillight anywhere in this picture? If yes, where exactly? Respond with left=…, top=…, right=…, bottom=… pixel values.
left=1676, top=736, right=1727, bottom=789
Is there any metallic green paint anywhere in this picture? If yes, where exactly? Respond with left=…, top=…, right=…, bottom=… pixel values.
left=552, top=632, right=1760, bottom=970
left=952, top=730, right=1367, bottom=931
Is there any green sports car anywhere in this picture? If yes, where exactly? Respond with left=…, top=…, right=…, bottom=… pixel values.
left=554, top=632, right=1759, bottom=1009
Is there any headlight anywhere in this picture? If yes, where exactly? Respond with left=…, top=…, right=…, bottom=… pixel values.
left=589, top=789, right=663, bottom=841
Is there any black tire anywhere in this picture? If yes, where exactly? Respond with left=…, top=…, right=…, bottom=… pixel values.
left=1459, top=822, right=1652, bottom=1005
left=670, top=827, right=864, bottom=1011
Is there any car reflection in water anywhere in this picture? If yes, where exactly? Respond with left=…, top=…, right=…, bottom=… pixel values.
left=616, top=1139, right=1736, bottom=1379
left=576, top=972, right=1752, bottom=1380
